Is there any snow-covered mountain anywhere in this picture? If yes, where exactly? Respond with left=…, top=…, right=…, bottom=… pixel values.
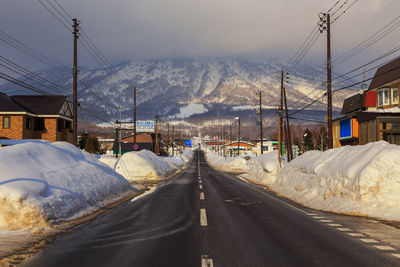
left=0, top=57, right=355, bottom=123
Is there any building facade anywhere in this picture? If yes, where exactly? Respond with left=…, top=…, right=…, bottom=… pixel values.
left=0, top=93, right=74, bottom=143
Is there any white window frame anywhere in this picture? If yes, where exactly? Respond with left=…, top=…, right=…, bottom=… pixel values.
left=392, top=88, right=399, bottom=105
left=378, top=88, right=390, bottom=106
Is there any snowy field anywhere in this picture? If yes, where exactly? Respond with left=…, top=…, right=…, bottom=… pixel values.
left=205, top=141, right=400, bottom=221
left=99, top=149, right=193, bottom=182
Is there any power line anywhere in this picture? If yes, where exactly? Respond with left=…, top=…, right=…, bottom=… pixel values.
left=331, top=0, right=358, bottom=24
left=38, top=0, right=72, bottom=32
left=0, top=71, right=49, bottom=95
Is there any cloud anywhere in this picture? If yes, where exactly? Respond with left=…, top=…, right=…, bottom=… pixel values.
left=0, top=0, right=400, bottom=72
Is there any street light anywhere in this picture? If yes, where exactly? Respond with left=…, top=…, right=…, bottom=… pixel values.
left=235, top=116, right=240, bottom=157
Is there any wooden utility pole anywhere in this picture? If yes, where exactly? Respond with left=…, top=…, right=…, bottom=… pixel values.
left=327, top=13, right=333, bottom=149
left=283, top=80, right=293, bottom=161
left=259, top=91, right=263, bottom=155
left=278, top=71, right=284, bottom=165
left=134, top=86, right=137, bottom=144
left=155, top=115, right=159, bottom=154
left=172, top=125, right=175, bottom=156
left=320, top=12, right=333, bottom=149
left=72, top=18, right=79, bottom=146
left=167, top=123, right=170, bottom=155
left=229, top=124, right=232, bottom=157
left=237, top=117, right=240, bottom=157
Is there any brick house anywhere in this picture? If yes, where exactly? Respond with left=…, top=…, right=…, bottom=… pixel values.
left=0, top=93, right=74, bottom=143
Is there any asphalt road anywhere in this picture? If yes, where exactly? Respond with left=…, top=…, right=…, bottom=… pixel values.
left=25, top=151, right=400, bottom=267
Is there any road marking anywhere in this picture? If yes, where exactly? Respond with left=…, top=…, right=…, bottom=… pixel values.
left=347, top=233, right=364, bottom=237
left=200, top=192, right=205, bottom=200
left=320, top=219, right=333, bottom=223
left=328, top=223, right=342, bottom=227
left=337, top=228, right=352, bottom=232
left=199, top=185, right=203, bottom=189
left=306, top=213, right=317, bottom=216
left=313, top=216, right=326, bottom=219
left=200, top=209, right=208, bottom=226
left=392, top=254, right=400, bottom=259
left=360, top=238, right=379, bottom=243
left=201, top=255, right=214, bottom=267
left=375, top=245, right=396, bottom=251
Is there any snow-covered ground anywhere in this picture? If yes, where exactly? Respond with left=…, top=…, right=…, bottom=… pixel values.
left=99, top=149, right=194, bottom=182
left=205, top=153, right=249, bottom=173
left=205, top=141, right=400, bottom=221
left=0, top=142, right=136, bottom=232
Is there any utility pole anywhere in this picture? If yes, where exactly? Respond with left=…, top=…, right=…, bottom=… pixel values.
left=229, top=124, right=232, bottom=157
left=172, top=125, right=175, bottom=157
left=155, top=115, right=159, bottom=155
left=258, top=91, right=263, bottom=155
left=320, top=12, right=332, bottom=149
left=236, top=117, right=241, bottom=157
left=134, top=86, right=137, bottom=145
left=283, top=77, right=293, bottom=161
left=167, top=123, right=170, bottom=155
left=72, top=18, right=79, bottom=146
left=117, top=105, right=123, bottom=158
left=278, top=71, right=284, bottom=165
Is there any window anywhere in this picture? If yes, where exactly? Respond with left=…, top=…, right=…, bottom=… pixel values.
left=378, top=89, right=390, bottom=106
left=26, top=117, right=32, bottom=130
left=34, top=118, right=45, bottom=131
left=392, top=88, right=399, bottom=104
left=3, top=116, right=10, bottom=129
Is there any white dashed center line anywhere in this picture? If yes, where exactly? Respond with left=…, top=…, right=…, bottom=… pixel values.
left=392, top=254, right=400, bottom=259
left=313, top=216, right=326, bottom=219
left=360, top=239, right=379, bottom=243
left=328, top=223, right=342, bottom=227
left=337, top=228, right=352, bottom=232
left=375, top=245, right=396, bottom=251
left=201, top=255, right=214, bottom=267
left=199, top=185, right=203, bottom=190
left=200, top=192, right=205, bottom=200
left=347, top=233, right=364, bottom=237
left=200, top=209, right=208, bottom=226
left=320, top=219, right=333, bottom=223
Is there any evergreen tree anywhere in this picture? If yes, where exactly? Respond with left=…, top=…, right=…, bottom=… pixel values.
left=302, top=128, right=313, bottom=152
left=78, top=131, right=89, bottom=149
left=84, top=135, right=97, bottom=154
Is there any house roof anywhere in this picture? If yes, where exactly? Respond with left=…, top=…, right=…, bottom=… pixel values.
left=0, top=92, right=26, bottom=112
left=368, top=56, right=400, bottom=90
left=0, top=93, right=72, bottom=117
left=341, top=92, right=365, bottom=114
left=12, top=95, right=69, bottom=115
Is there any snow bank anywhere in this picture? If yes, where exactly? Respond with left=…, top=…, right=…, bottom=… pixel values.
left=205, top=141, right=400, bottom=221
left=272, top=141, right=400, bottom=220
left=205, top=153, right=248, bottom=173
left=0, top=142, right=135, bottom=231
left=99, top=149, right=194, bottom=181
left=242, top=151, right=281, bottom=184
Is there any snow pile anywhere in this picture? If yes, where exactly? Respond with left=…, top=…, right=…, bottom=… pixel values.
left=205, top=153, right=248, bottom=173
left=272, top=141, right=400, bottom=220
left=242, top=151, right=281, bottom=184
left=181, top=148, right=194, bottom=163
left=0, top=142, right=135, bottom=231
left=100, top=149, right=194, bottom=181
left=164, top=156, right=186, bottom=170
left=205, top=141, right=400, bottom=220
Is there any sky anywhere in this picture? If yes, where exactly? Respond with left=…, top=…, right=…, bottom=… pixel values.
left=0, top=0, right=399, bottom=72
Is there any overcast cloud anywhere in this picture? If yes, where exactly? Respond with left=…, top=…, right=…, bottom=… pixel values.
left=0, top=0, right=399, bottom=71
